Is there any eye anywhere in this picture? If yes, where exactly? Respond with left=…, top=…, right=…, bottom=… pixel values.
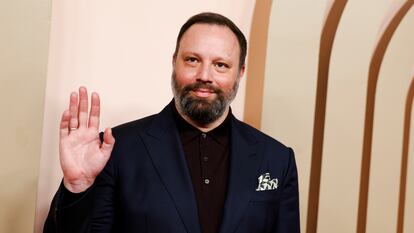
left=185, top=56, right=199, bottom=65
left=215, top=62, right=229, bottom=70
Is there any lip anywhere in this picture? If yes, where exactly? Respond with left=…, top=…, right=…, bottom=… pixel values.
left=191, top=88, right=215, bottom=98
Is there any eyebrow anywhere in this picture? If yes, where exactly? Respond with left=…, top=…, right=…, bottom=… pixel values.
left=180, top=51, right=233, bottom=64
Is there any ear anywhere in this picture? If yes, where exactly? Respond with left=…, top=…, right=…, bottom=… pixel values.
left=238, top=64, right=246, bottom=79
left=172, top=54, right=177, bottom=67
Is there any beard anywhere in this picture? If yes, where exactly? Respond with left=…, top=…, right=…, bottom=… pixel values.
left=171, top=71, right=239, bottom=125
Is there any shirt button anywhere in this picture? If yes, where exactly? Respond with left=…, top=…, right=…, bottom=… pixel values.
left=203, top=156, right=209, bottom=162
left=201, top=133, right=207, bottom=138
left=204, top=179, right=210, bottom=184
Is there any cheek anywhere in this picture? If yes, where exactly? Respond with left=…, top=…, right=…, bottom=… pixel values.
left=175, top=66, right=198, bottom=84
left=216, top=76, right=238, bottom=91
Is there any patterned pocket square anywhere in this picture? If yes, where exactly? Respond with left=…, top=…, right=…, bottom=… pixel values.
left=256, top=173, right=278, bottom=191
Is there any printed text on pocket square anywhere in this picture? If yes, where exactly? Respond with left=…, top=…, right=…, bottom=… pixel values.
left=256, top=173, right=278, bottom=191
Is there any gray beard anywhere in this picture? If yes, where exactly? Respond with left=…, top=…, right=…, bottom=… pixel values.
left=171, top=71, right=239, bottom=125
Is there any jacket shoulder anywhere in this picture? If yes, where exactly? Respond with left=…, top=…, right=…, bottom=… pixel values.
left=233, top=118, right=291, bottom=151
left=110, top=113, right=158, bottom=139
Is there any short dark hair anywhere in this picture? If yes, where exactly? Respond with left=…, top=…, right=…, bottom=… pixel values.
left=173, top=12, right=247, bottom=70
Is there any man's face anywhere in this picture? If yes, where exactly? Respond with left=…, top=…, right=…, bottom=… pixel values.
left=172, top=23, right=245, bottom=125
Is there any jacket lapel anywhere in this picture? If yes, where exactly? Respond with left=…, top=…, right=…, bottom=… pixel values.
left=219, top=117, right=263, bottom=233
left=140, top=103, right=201, bottom=233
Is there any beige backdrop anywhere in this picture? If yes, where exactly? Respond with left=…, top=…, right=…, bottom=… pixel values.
left=259, top=0, right=414, bottom=233
left=2, top=0, right=414, bottom=233
left=0, top=0, right=51, bottom=232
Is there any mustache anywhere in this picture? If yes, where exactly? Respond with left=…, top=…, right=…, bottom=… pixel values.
left=182, top=82, right=223, bottom=95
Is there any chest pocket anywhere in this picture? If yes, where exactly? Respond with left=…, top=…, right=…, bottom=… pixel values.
left=250, top=188, right=280, bottom=203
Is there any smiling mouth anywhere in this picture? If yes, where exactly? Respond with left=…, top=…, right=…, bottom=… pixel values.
left=191, top=88, right=216, bottom=98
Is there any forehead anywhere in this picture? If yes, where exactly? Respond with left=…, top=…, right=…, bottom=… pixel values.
left=178, top=23, right=240, bottom=60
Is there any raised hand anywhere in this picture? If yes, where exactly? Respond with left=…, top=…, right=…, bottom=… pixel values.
left=59, top=87, right=115, bottom=193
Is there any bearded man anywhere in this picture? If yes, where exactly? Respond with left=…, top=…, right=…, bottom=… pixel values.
left=43, top=12, right=300, bottom=233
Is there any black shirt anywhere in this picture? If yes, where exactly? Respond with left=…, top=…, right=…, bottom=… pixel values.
left=172, top=105, right=231, bottom=233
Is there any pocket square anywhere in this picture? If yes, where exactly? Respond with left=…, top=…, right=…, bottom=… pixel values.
left=256, top=173, right=278, bottom=191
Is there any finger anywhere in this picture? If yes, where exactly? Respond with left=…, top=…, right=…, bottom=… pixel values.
left=101, top=128, right=115, bottom=157
left=78, top=86, right=89, bottom=128
left=69, top=92, right=79, bottom=129
left=88, top=92, right=100, bottom=130
left=60, top=110, right=70, bottom=138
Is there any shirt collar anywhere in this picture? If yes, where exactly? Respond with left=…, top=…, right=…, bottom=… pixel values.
left=172, top=102, right=231, bottom=146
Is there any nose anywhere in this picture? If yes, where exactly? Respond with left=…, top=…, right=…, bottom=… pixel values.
left=197, top=63, right=212, bottom=83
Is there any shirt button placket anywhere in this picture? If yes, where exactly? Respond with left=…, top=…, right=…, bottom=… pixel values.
left=200, top=133, right=209, bottom=187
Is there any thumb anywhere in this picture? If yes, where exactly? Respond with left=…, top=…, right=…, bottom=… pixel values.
left=101, top=128, right=115, bottom=156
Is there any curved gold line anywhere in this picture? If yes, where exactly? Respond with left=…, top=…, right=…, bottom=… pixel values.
left=357, top=2, right=414, bottom=233
left=397, top=74, right=414, bottom=233
left=306, top=1, right=348, bottom=233
left=243, top=0, right=273, bottom=129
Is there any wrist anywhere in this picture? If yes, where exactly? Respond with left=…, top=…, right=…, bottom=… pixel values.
left=63, top=177, right=94, bottom=193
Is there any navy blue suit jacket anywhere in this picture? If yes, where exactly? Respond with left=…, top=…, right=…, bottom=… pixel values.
left=44, top=102, right=300, bottom=233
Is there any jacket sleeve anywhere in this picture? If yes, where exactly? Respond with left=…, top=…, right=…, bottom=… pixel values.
left=274, top=148, right=301, bottom=233
left=43, top=182, right=94, bottom=233
left=43, top=158, right=117, bottom=233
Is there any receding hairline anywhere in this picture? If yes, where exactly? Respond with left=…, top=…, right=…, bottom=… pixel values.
left=175, top=23, right=241, bottom=58
left=173, top=12, right=247, bottom=70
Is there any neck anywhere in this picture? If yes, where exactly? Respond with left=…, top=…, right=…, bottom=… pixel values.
left=174, top=100, right=229, bottom=132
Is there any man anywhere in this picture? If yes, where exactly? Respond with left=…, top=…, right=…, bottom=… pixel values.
left=44, top=12, right=300, bottom=233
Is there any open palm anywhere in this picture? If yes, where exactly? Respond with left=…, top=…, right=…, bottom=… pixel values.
left=59, top=87, right=115, bottom=193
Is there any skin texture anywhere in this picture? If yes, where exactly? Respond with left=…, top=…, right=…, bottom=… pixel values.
left=60, top=23, right=245, bottom=193
left=172, top=24, right=245, bottom=132
left=60, top=87, right=115, bottom=193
